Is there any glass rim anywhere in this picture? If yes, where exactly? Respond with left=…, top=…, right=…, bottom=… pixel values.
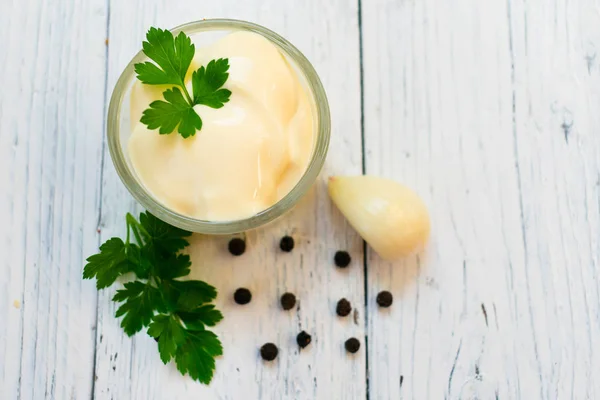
left=107, top=19, right=331, bottom=234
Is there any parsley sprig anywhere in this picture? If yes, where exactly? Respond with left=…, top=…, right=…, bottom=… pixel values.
left=84, top=212, right=223, bottom=384
left=134, top=27, right=232, bottom=138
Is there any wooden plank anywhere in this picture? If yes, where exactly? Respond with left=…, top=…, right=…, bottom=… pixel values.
left=0, top=0, right=108, bottom=399
left=506, top=0, right=600, bottom=398
left=362, top=0, right=600, bottom=398
left=93, top=1, right=365, bottom=399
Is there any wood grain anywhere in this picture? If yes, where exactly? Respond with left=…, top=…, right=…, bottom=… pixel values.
left=0, top=0, right=108, bottom=399
left=362, top=0, right=600, bottom=398
left=92, top=1, right=365, bottom=399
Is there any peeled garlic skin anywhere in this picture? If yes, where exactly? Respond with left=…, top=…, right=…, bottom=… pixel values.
left=328, top=176, right=430, bottom=260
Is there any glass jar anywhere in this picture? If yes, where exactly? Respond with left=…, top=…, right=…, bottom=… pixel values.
left=107, top=19, right=330, bottom=234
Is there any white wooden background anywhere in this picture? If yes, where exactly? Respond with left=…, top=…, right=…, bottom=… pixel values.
left=1, top=0, right=599, bottom=399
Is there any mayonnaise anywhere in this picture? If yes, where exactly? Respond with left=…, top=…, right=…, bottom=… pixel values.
left=127, top=31, right=314, bottom=221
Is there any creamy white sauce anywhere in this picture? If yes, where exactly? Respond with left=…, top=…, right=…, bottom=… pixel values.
left=127, top=31, right=314, bottom=221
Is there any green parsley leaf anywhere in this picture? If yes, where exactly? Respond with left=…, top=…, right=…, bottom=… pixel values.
left=148, top=314, right=186, bottom=364
left=157, top=277, right=218, bottom=313
left=83, top=211, right=223, bottom=384
left=127, top=245, right=152, bottom=279
left=175, top=330, right=223, bottom=384
left=113, top=281, right=165, bottom=336
left=140, top=88, right=202, bottom=137
left=171, top=280, right=218, bottom=310
left=178, top=305, right=224, bottom=330
left=134, top=27, right=232, bottom=138
left=192, top=58, right=232, bottom=108
left=148, top=315, right=223, bottom=383
left=135, top=28, right=195, bottom=86
left=139, top=211, right=191, bottom=254
left=154, top=254, right=192, bottom=280
left=83, top=238, right=138, bottom=289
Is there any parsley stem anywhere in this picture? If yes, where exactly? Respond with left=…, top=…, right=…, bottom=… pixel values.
left=126, top=213, right=145, bottom=245
left=179, top=80, right=194, bottom=106
left=125, top=222, right=131, bottom=245
left=131, top=224, right=143, bottom=246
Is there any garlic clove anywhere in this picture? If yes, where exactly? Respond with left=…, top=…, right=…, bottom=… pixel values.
left=328, top=175, right=430, bottom=260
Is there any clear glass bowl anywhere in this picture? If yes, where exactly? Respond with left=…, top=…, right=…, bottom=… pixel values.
left=107, top=19, right=330, bottom=234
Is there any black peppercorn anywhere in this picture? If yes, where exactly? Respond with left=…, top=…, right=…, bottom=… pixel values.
left=228, top=238, right=246, bottom=256
left=296, top=331, right=312, bottom=349
left=234, top=288, right=252, bottom=305
left=345, top=337, right=360, bottom=353
left=260, top=343, right=279, bottom=361
left=336, top=298, right=352, bottom=317
left=334, top=251, right=351, bottom=268
left=376, top=291, right=393, bottom=308
left=280, top=292, right=296, bottom=310
left=279, top=236, right=295, bottom=252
